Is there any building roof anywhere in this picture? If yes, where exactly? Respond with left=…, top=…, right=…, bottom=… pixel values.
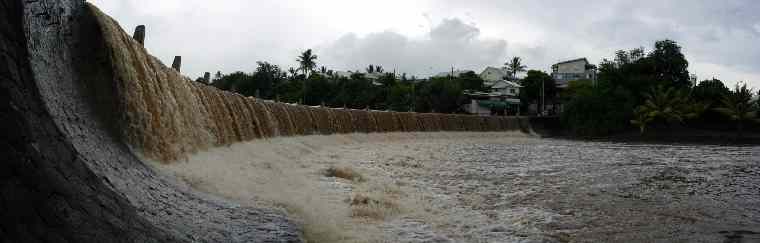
left=552, top=58, right=589, bottom=66
left=490, top=80, right=522, bottom=89
left=480, top=66, right=507, bottom=78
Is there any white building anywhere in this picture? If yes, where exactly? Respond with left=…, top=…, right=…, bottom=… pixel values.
left=551, top=58, right=596, bottom=88
left=462, top=80, right=522, bottom=116
left=490, top=80, right=521, bottom=97
left=479, top=66, right=508, bottom=86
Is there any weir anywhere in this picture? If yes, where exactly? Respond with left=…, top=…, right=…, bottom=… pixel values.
left=1, top=1, right=539, bottom=242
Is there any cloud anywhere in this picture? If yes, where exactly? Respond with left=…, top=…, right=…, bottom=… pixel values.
left=319, top=18, right=507, bottom=76
left=89, top=0, right=760, bottom=88
left=434, top=0, right=760, bottom=87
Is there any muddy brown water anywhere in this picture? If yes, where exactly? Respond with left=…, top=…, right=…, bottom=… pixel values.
left=412, top=140, right=760, bottom=242
left=160, top=134, right=759, bottom=242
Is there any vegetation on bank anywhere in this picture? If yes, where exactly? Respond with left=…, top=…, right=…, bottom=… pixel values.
left=198, top=40, right=758, bottom=137
left=199, top=50, right=491, bottom=114
left=560, top=40, right=759, bottom=136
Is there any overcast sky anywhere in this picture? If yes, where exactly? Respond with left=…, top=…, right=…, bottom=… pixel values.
left=89, top=0, right=760, bottom=88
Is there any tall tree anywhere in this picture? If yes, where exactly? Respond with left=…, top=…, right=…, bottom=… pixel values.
left=693, top=79, right=730, bottom=107
left=630, top=86, right=703, bottom=134
left=287, top=67, right=298, bottom=78
left=715, top=83, right=758, bottom=135
left=456, top=71, right=486, bottom=91
left=249, top=61, right=285, bottom=99
left=520, top=70, right=557, bottom=113
left=297, top=49, right=318, bottom=77
left=387, top=83, right=414, bottom=112
left=650, top=40, right=690, bottom=87
left=366, top=64, right=375, bottom=74
left=505, top=57, right=527, bottom=80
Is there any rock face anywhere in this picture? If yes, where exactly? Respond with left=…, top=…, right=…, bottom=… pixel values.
left=1, top=0, right=301, bottom=242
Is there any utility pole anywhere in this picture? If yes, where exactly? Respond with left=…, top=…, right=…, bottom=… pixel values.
left=540, top=78, right=545, bottom=116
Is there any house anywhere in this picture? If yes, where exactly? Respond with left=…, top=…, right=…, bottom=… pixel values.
left=490, top=80, right=521, bottom=97
left=551, top=58, right=596, bottom=88
left=479, top=66, right=508, bottom=86
left=462, top=80, right=522, bottom=116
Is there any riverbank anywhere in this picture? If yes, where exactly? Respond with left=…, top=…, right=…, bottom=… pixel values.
left=530, top=117, right=760, bottom=145
left=605, top=128, right=760, bottom=145
left=148, top=132, right=759, bottom=242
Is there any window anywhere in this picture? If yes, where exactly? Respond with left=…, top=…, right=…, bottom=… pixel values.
left=510, top=89, right=516, bottom=94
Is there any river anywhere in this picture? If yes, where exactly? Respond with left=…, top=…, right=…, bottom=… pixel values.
left=153, top=133, right=760, bottom=243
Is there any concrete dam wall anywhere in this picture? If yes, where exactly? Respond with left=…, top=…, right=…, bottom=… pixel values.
left=1, top=1, right=532, bottom=242
left=86, top=4, right=533, bottom=162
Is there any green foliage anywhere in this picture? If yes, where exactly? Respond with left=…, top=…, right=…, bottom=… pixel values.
left=332, top=76, right=376, bottom=109
left=505, top=57, right=527, bottom=80
left=520, top=70, right=556, bottom=112
left=304, top=74, right=335, bottom=106
left=562, top=79, right=594, bottom=98
left=387, top=83, right=414, bottom=112
left=456, top=71, right=486, bottom=91
left=650, top=40, right=690, bottom=87
left=562, top=39, right=702, bottom=136
left=715, top=83, right=759, bottom=133
left=561, top=87, right=635, bottom=136
left=210, top=62, right=286, bottom=100
left=693, top=79, right=730, bottom=107
left=297, top=49, right=318, bottom=77
left=630, top=86, right=706, bottom=134
left=417, top=77, right=465, bottom=113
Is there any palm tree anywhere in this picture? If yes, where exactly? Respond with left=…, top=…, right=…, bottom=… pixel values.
left=630, top=86, right=704, bottom=134
left=297, top=49, right=318, bottom=77
left=715, top=83, right=758, bottom=135
left=287, top=67, right=298, bottom=78
left=505, top=57, right=527, bottom=80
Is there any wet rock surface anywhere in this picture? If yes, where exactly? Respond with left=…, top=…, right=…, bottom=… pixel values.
left=2, top=0, right=301, bottom=242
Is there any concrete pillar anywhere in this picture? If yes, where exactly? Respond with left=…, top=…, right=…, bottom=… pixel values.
left=171, top=56, right=181, bottom=72
left=133, top=25, right=145, bottom=45
left=203, top=72, right=211, bottom=83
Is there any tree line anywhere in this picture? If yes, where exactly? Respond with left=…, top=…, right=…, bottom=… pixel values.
left=197, top=49, right=491, bottom=113
left=560, top=39, right=760, bottom=136
left=197, top=40, right=759, bottom=136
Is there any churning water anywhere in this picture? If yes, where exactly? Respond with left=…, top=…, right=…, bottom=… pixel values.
left=154, top=133, right=760, bottom=243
